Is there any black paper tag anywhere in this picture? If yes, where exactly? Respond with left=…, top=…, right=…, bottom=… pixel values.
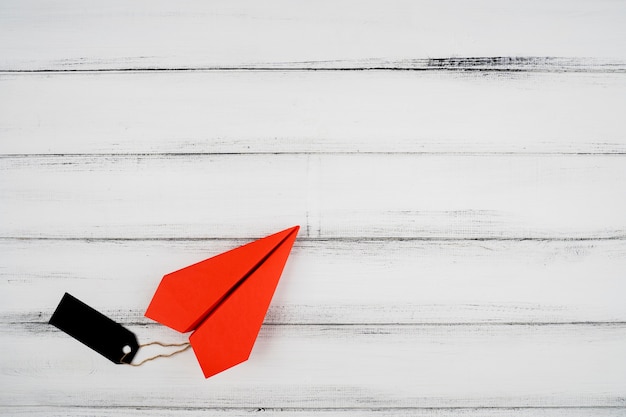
left=49, top=293, right=139, bottom=364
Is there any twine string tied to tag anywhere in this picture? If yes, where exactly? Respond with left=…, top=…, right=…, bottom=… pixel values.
left=120, top=341, right=191, bottom=366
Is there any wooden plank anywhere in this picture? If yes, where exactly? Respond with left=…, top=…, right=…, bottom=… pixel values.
left=1, top=154, right=625, bottom=239
left=1, top=72, right=625, bottom=154
left=316, top=154, right=626, bottom=239
left=0, top=154, right=307, bottom=239
left=1, top=0, right=625, bottom=71
left=1, top=322, right=625, bottom=408
left=3, top=406, right=625, bottom=417
left=2, top=239, right=625, bottom=324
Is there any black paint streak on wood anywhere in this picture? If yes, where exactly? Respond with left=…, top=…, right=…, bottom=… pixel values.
left=1, top=57, right=624, bottom=73
left=1, top=236, right=625, bottom=242
left=6, top=314, right=626, bottom=334
left=4, top=151, right=626, bottom=158
left=3, top=405, right=624, bottom=412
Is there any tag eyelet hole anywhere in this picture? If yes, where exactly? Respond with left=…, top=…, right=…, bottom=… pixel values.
left=122, top=345, right=132, bottom=354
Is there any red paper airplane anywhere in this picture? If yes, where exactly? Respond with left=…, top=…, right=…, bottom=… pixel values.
left=145, top=226, right=299, bottom=378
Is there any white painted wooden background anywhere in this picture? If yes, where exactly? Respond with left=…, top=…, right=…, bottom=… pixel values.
left=1, top=0, right=625, bottom=415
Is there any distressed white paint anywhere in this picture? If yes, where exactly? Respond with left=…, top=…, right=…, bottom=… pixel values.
left=1, top=0, right=625, bottom=415
left=2, top=239, right=626, bottom=324
left=4, top=409, right=626, bottom=417
left=1, top=154, right=625, bottom=239
left=1, top=72, right=625, bottom=154
left=2, top=323, right=626, bottom=409
left=0, top=0, right=625, bottom=70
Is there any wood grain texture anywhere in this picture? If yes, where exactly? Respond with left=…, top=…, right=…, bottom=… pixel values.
left=1, top=0, right=625, bottom=415
left=2, top=239, right=626, bottom=324
left=2, top=72, right=625, bottom=154
left=1, top=154, right=625, bottom=239
left=4, top=407, right=626, bottom=417
left=1, top=0, right=625, bottom=71
left=2, top=323, right=625, bottom=409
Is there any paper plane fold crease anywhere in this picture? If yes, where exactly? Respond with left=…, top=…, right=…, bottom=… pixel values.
left=145, top=226, right=299, bottom=378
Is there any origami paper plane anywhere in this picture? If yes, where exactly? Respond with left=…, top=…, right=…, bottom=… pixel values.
left=145, top=226, right=299, bottom=378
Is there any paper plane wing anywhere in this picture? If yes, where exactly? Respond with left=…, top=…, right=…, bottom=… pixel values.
left=145, top=226, right=299, bottom=378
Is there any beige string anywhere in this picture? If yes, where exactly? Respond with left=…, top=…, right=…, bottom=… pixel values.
left=120, top=341, right=191, bottom=366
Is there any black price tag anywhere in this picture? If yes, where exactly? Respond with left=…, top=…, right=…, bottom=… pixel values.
left=49, top=293, right=139, bottom=364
